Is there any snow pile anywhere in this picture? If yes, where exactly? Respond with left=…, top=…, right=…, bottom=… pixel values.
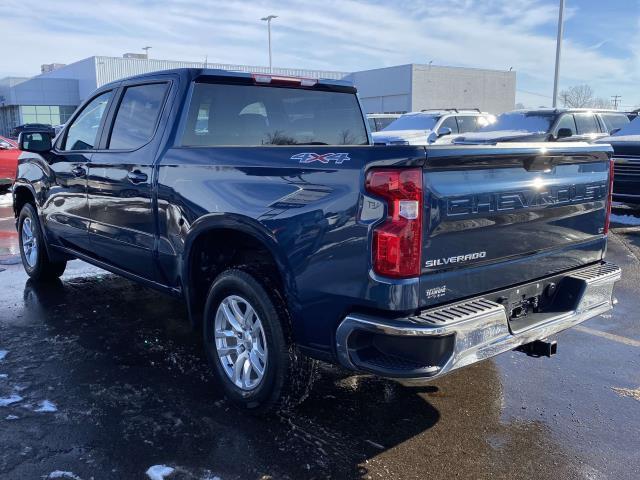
left=5, top=415, right=18, bottom=420
left=610, top=212, right=640, bottom=226
left=0, top=394, right=22, bottom=407
left=0, top=350, right=7, bottom=361
left=47, top=472, right=82, bottom=479
left=35, top=400, right=58, bottom=412
left=146, top=465, right=175, bottom=480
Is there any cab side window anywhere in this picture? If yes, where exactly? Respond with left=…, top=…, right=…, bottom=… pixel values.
left=456, top=116, right=476, bottom=133
left=439, top=116, right=458, bottom=133
left=555, top=114, right=576, bottom=136
left=63, top=91, right=113, bottom=151
left=108, top=83, right=169, bottom=150
left=574, top=113, right=599, bottom=135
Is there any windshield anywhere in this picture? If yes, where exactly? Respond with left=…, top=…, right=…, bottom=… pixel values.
left=182, top=82, right=368, bottom=146
left=479, top=112, right=554, bottom=133
left=612, top=116, right=640, bottom=136
left=382, top=115, right=439, bottom=131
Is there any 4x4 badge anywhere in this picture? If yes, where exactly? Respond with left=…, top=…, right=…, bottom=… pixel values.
left=291, top=153, right=351, bottom=164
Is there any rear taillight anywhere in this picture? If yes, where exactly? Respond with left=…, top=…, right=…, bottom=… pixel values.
left=366, top=168, right=423, bottom=278
left=604, top=157, right=614, bottom=234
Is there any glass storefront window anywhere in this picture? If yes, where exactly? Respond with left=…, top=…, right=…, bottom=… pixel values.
left=19, top=105, right=78, bottom=127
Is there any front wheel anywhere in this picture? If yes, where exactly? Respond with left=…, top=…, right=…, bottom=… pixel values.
left=203, top=268, right=316, bottom=413
left=18, top=203, right=66, bottom=280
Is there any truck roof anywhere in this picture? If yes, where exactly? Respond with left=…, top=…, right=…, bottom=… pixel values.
left=101, top=67, right=355, bottom=92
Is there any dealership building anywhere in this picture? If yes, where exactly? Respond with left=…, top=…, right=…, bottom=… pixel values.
left=0, top=55, right=516, bottom=136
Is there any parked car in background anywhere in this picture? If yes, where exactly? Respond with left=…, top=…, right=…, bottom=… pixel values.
left=451, top=108, right=630, bottom=144
left=0, top=136, right=19, bottom=192
left=366, top=113, right=401, bottom=132
left=372, top=109, right=494, bottom=145
left=10, top=123, right=55, bottom=139
left=597, top=116, right=640, bottom=206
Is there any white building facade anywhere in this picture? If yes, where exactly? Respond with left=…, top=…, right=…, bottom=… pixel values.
left=0, top=56, right=516, bottom=136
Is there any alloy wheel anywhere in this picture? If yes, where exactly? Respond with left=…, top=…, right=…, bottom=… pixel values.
left=214, top=295, right=268, bottom=391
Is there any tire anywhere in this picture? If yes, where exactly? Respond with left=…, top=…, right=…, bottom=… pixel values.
left=203, top=268, right=316, bottom=414
left=18, top=203, right=66, bottom=280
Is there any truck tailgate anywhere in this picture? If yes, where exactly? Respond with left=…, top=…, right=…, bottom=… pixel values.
left=419, top=143, right=612, bottom=307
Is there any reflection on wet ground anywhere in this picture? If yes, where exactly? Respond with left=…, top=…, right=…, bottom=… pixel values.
left=0, top=193, right=639, bottom=479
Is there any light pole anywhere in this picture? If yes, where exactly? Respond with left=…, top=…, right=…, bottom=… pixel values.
left=261, top=15, right=277, bottom=73
left=142, top=46, right=152, bottom=59
left=552, top=0, right=565, bottom=108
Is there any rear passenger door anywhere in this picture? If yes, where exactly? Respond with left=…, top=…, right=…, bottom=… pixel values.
left=87, top=78, right=172, bottom=280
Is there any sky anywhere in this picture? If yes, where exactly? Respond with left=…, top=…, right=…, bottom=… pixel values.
left=0, top=0, right=638, bottom=108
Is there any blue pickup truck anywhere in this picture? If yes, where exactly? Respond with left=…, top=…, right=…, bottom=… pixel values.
left=13, top=68, right=621, bottom=412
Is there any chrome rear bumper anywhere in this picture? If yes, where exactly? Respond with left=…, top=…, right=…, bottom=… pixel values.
left=336, top=262, right=621, bottom=384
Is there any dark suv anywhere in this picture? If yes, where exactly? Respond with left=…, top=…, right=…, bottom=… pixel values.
left=452, top=108, right=630, bottom=144
left=10, top=123, right=55, bottom=140
left=597, top=117, right=640, bottom=205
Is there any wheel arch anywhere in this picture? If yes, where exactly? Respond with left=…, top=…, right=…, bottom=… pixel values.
left=182, top=213, right=297, bottom=329
left=12, top=182, right=38, bottom=218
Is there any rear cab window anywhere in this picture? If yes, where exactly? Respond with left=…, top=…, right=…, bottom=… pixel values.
left=181, top=82, right=368, bottom=146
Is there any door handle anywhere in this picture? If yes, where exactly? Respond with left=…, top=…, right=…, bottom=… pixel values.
left=71, top=166, right=86, bottom=177
left=127, top=170, right=148, bottom=184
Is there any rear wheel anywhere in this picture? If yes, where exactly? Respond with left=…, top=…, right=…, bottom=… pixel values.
left=203, top=268, right=316, bottom=413
left=18, top=203, right=66, bottom=280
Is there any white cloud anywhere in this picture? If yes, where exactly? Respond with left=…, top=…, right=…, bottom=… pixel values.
left=0, top=0, right=637, bottom=106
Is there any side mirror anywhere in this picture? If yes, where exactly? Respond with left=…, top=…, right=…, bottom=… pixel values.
left=18, top=131, right=52, bottom=153
left=437, top=126, right=452, bottom=137
left=556, top=128, right=573, bottom=139
left=609, top=128, right=621, bottom=136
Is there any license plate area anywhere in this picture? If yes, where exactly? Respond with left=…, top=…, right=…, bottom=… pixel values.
left=504, top=276, right=585, bottom=334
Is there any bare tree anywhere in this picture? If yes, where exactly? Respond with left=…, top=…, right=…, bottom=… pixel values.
left=591, top=97, right=612, bottom=109
left=559, top=85, right=595, bottom=108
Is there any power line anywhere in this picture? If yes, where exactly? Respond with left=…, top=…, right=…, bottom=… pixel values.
left=611, top=95, right=621, bottom=110
left=517, top=88, right=552, bottom=99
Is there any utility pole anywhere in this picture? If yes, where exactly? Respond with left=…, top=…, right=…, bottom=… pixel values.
left=261, top=15, right=277, bottom=73
left=561, top=93, right=569, bottom=107
left=142, top=46, right=152, bottom=59
left=552, top=0, right=565, bottom=108
left=611, top=95, right=621, bottom=110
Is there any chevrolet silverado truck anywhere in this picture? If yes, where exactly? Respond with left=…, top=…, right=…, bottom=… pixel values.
left=13, top=68, right=620, bottom=412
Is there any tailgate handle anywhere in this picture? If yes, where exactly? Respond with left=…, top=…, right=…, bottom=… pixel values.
left=523, top=156, right=562, bottom=172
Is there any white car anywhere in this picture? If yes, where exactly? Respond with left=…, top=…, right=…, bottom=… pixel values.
left=372, top=109, right=495, bottom=145
left=366, top=113, right=401, bottom=132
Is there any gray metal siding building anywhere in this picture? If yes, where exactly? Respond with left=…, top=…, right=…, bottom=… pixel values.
left=0, top=56, right=516, bottom=136
left=346, top=64, right=516, bottom=114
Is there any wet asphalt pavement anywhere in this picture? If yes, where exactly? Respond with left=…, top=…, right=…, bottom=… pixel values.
left=0, top=192, right=639, bottom=480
